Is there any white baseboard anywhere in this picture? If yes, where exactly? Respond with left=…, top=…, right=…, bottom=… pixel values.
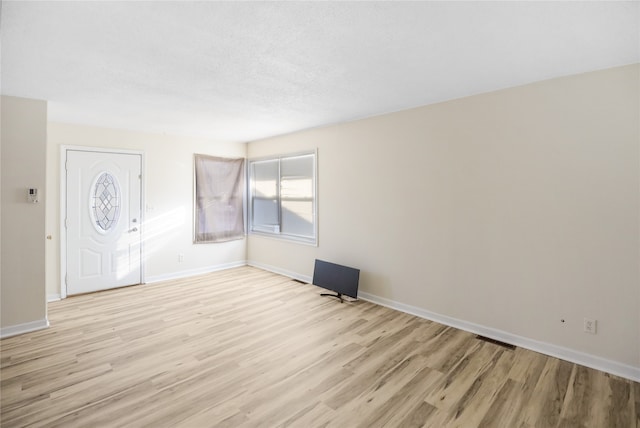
left=248, top=262, right=640, bottom=382
left=145, top=260, right=248, bottom=284
left=247, top=260, right=312, bottom=284
left=47, top=293, right=61, bottom=302
left=1, top=318, right=50, bottom=339
left=37, top=258, right=640, bottom=383
left=358, top=291, right=640, bottom=383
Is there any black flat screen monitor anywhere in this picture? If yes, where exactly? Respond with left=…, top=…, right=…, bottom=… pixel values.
left=312, top=259, right=360, bottom=301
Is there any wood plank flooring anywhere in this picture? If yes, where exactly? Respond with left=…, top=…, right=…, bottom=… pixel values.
left=1, top=266, right=637, bottom=427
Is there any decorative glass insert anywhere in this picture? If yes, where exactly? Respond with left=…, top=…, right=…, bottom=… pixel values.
left=91, top=172, right=121, bottom=232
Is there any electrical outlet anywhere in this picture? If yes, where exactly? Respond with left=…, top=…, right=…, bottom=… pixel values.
left=583, top=318, right=597, bottom=334
left=178, top=254, right=184, bottom=263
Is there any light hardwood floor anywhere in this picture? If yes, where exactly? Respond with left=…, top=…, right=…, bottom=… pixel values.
left=1, top=266, right=638, bottom=427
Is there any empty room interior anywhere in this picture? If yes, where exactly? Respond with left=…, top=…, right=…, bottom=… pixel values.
left=1, top=2, right=639, bottom=427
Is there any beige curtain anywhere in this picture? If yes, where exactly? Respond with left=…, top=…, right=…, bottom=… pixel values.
left=194, top=154, right=245, bottom=243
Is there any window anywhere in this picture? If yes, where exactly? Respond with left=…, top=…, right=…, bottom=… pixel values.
left=91, top=171, right=121, bottom=233
left=194, top=154, right=245, bottom=243
left=249, top=151, right=317, bottom=244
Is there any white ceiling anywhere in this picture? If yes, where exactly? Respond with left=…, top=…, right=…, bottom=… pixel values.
left=1, top=1, right=638, bottom=143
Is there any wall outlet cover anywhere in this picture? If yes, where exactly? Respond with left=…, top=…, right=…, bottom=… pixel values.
left=583, top=318, right=597, bottom=334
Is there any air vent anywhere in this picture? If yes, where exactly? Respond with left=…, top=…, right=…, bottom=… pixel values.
left=475, top=335, right=516, bottom=350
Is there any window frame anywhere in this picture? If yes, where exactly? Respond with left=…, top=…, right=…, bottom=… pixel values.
left=248, top=150, right=317, bottom=246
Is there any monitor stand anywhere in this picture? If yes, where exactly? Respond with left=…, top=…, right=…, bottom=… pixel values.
left=321, top=292, right=344, bottom=303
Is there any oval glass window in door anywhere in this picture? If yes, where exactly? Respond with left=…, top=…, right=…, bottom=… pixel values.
left=91, top=172, right=121, bottom=233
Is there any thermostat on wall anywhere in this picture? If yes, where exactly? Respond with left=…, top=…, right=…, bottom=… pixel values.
left=28, top=188, right=38, bottom=203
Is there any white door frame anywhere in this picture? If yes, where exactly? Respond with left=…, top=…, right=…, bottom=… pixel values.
left=60, top=145, right=145, bottom=299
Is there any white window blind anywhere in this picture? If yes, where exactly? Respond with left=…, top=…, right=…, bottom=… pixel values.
left=249, top=152, right=316, bottom=244
left=251, top=159, right=280, bottom=233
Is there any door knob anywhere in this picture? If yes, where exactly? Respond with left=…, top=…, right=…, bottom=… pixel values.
left=129, top=227, right=138, bottom=232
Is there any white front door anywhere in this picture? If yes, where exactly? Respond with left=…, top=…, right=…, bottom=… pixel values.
left=66, top=150, right=142, bottom=295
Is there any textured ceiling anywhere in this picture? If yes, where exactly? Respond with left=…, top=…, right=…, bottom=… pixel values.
left=1, top=1, right=638, bottom=142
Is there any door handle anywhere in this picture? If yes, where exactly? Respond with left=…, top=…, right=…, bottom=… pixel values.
left=129, top=227, right=138, bottom=233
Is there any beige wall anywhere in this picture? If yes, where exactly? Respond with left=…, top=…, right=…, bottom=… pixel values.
left=247, top=65, right=640, bottom=370
left=46, top=123, right=247, bottom=298
left=1, top=96, right=48, bottom=333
